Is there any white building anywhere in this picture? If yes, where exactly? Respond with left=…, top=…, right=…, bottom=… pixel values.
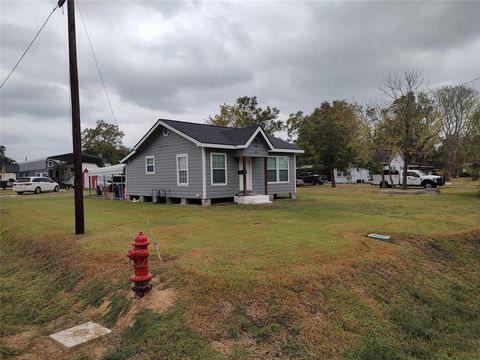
left=334, top=167, right=371, bottom=184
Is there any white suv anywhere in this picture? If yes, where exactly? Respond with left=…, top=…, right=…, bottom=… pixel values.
left=13, top=177, right=60, bottom=195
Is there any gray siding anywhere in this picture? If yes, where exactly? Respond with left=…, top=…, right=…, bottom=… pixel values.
left=126, top=129, right=296, bottom=199
left=252, top=153, right=296, bottom=195
left=205, top=149, right=239, bottom=198
left=126, top=127, right=203, bottom=197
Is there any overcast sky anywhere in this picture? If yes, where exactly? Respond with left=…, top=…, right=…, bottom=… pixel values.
left=1, top=0, right=479, bottom=162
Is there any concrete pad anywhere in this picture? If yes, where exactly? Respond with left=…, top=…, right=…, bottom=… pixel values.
left=50, top=321, right=111, bottom=350
left=368, top=233, right=391, bottom=241
left=234, top=195, right=271, bottom=205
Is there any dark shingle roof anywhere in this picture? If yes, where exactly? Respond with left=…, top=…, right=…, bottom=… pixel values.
left=161, top=119, right=301, bottom=150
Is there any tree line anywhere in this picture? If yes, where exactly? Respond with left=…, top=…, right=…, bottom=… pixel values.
left=3, top=71, right=477, bottom=185
left=208, top=72, right=480, bottom=188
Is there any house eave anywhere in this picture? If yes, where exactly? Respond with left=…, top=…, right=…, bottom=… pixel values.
left=121, top=119, right=303, bottom=162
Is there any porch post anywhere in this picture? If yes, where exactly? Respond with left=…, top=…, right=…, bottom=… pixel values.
left=264, top=157, right=268, bottom=195
left=242, top=156, right=247, bottom=196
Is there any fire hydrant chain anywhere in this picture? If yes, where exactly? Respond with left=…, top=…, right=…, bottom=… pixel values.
left=127, top=232, right=153, bottom=297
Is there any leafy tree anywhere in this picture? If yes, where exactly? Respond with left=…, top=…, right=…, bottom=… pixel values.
left=464, top=109, right=480, bottom=180
left=288, top=101, right=361, bottom=187
left=81, top=120, right=130, bottom=164
left=207, top=96, right=283, bottom=134
left=434, top=85, right=479, bottom=179
left=356, top=106, right=399, bottom=187
left=0, top=145, right=16, bottom=165
left=380, top=71, right=439, bottom=189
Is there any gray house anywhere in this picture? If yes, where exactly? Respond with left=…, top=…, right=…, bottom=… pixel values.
left=121, top=119, right=303, bottom=205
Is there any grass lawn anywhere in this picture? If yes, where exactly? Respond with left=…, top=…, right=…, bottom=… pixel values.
left=1, top=184, right=479, bottom=359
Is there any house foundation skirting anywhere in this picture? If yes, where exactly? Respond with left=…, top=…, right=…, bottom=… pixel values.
left=234, top=195, right=271, bottom=205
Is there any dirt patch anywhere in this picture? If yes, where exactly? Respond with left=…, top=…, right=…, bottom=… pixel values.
left=115, top=282, right=177, bottom=331
left=379, top=188, right=440, bottom=195
left=189, top=299, right=234, bottom=339
left=210, top=335, right=256, bottom=357
left=83, top=295, right=113, bottom=320
left=15, top=336, right=65, bottom=360
left=142, top=287, right=177, bottom=313
left=2, top=329, right=37, bottom=349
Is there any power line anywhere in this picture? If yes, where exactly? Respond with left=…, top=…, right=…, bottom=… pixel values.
left=0, top=5, right=59, bottom=89
left=75, top=0, right=118, bottom=126
left=458, top=75, right=480, bottom=87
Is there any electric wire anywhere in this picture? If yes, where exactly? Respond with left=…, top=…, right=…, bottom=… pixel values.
left=0, top=5, right=59, bottom=89
left=458, top=75, right=480, bottom=87
left=136, top=199, right=163, bottom=261
left=75, top=0, right=118, bottom=126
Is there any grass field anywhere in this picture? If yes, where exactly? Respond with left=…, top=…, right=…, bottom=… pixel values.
left=1, top=184, right=479, bottom=359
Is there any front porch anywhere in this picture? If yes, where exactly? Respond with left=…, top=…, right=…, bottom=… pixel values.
left=233, top=155, right=271, bottom=205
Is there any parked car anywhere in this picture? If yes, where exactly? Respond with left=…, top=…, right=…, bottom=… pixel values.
left=1, top=179, right=15, bottom=190
left=297, top=172, right=324, bottom=185
left=296, top=178, right=305, bottom=187
left=13, top=177, right=60, bottom=194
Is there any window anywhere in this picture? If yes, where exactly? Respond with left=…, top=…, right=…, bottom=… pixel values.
left=211, top=153, right=227, bottom=185
left=278, top=157, right=288, bottom=182
left=176, top=154, right=188, bottom=186
left=267, top=157, right=277, bottom=182
left=145, top=156, right=155, bottom=174
left=48, top=160, right=53, bottom=167
left=267, top=156, right=289, bottom=183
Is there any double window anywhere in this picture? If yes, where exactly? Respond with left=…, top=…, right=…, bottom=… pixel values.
left=145, top=156, right=155, bottom=174
left=176, top=154, right=189, bottom=186
left=267, top=156, right=289, bottom=183
left=211, top=153, right=227, bottom=185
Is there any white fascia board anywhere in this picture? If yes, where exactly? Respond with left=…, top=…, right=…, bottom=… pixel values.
left=197, top=143, right=238, bottom=149
left=121, top=119, right=203, bottom=162
left=268, top=149, right=304, bottom=154
left=120, top=149, right=136, bottom=163
left=159, top=120, right=203, bottom=146
left=244, top=127, right=275, bottom=150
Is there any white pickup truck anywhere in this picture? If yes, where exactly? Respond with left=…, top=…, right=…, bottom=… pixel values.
left=371, top=169, right=444, bottom=188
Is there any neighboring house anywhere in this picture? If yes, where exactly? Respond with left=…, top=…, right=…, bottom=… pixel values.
left=17, top=158, right=49, bottom=178
left=17, top=153, right=103, bottom=188
left=334, top=167, right=371, bottom=184
left=0, top=163, right=19, bottom=181
left=121, top=119, right=304, bottom=205
left=379, top=152, right=436, bottom=174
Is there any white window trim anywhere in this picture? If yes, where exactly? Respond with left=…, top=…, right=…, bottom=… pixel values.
left=267, top=156, right=290, bottom=184
left=176, top=153, right=189, bottom=186
left=210, top=152, right=227, bottom=186
left=145, top=155, right=155, bottom=174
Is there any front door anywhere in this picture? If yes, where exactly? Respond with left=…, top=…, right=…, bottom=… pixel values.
left=239, top=157, right=253, bottom=192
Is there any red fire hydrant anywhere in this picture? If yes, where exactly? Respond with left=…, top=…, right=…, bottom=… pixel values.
left=127, top=232, right=153, bottom=297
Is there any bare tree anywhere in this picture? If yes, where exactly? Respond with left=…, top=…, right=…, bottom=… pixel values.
left=434, top=85, right=479, bottom=179
left=380, top=71, right=439, bottom=189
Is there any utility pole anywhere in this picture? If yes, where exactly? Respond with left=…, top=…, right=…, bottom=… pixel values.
left=61, top=0, right=85, bottom=234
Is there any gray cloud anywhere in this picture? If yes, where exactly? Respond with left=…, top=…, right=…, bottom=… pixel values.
left=1, top=0, right=479, bottom=161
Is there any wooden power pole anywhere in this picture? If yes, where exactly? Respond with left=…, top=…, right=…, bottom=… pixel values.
left=64, top=0, right=85, bottom=234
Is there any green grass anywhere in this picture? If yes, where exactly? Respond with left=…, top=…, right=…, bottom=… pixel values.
left=1, top=185, right=479, bottom=359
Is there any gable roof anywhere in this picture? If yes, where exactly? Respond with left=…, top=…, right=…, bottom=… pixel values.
left=122, top=119, right=303, bottom=162
left=0, top=163, right=19, bottom=173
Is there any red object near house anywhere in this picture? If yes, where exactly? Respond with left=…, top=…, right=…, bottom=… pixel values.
left=127, top=232, right=153, bottom=296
